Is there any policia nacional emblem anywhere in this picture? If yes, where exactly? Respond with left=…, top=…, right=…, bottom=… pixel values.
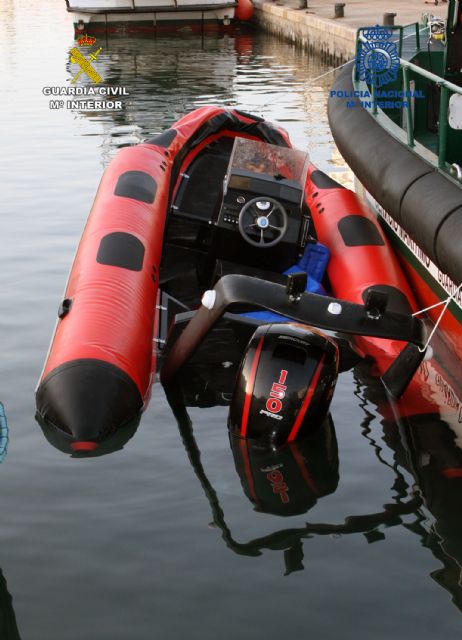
left=356, top=25, right=400, bottom=88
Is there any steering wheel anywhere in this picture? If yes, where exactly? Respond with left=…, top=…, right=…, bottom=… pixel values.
left=238, top=197, right=288, bottom=248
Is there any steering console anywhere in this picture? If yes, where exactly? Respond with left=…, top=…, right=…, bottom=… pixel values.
left=238, top=197, right=288, bottom=248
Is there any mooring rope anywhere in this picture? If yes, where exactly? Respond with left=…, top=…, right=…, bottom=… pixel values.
left=412, top=283, right=462, bottom=353
left=263, top=25, right=429, bottom=111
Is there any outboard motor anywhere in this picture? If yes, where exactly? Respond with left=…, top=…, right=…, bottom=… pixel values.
left=228, top=323, right=339, bottom=445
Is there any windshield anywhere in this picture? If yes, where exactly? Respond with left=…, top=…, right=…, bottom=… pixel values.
left=227, top=137, right=310, bottom=185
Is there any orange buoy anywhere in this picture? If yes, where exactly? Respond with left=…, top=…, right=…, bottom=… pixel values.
left=235, top=0, right=254, bottom=21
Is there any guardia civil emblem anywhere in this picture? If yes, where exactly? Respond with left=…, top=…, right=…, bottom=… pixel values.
left=69, top=34, right=103, bottom=84
left=356, top=25, right=400, bottom=88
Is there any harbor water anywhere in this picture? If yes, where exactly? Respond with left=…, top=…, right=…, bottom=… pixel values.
left=1, top=1, right=462, bottom=638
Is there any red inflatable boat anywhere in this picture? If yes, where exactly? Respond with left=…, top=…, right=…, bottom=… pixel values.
left=36, top=108, right=292, bottom=448
left=37, top=106, right=426, bottom=452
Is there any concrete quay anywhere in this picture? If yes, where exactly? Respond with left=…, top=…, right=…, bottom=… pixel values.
left=253, top=0, right=440, bottom=63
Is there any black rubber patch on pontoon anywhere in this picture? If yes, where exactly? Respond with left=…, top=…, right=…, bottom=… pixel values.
left=58, top=298, right=73, bottom=319
left=97, top=232, right=145, bottom=271
left=310, top=170, right=345, bottom=190
left=338, top=216, right=385, bottom=247
left=145, top=129, right=177, bottom=148
left=362, top=285, right=412, bottom=316
left=114, top=171, right=157, bottom=203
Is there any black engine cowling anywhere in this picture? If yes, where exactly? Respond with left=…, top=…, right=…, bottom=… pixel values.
left=228, top=323, right=339, bottom=445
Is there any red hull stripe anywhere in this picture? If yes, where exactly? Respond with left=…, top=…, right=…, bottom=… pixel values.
left=240, top=336, right=265, bottom=438
left=287, top=354, right=326, bottom=442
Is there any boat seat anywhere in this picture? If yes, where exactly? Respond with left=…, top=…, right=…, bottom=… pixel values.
left=172, top=139, right=234, bottom=222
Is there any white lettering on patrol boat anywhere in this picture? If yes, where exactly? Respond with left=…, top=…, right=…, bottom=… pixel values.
left=366, top=193, right=462, bottom=310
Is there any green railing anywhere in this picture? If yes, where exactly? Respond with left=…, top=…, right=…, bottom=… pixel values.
left=354, top=25, right=462, bottom=172
left=396, top=58, right=462, bottom=168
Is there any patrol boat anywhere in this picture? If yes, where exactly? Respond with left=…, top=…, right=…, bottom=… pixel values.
left=328, top=2, right=462, bottom=364
left=65, top=0, right=253, bottom=35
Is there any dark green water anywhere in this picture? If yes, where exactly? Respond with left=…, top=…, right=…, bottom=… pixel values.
left=1, top=1, right=462, bottom=638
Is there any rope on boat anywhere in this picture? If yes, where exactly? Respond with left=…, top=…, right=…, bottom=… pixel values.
left=412, top=283, right=462, bottom=352
left=264, top=25, right=429, bottom=112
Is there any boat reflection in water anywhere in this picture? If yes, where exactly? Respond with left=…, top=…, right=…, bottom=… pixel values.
left=166, top=390, right=422, bottom=575
left=355, top=349, right=462, bottom=613
left=229, top=420, right=339, bottom=518
left=65, top=33, right=243, bottom=149
left=164, top=331, right=423, bottom=576
left=164, top=328, right=462, bottom=601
